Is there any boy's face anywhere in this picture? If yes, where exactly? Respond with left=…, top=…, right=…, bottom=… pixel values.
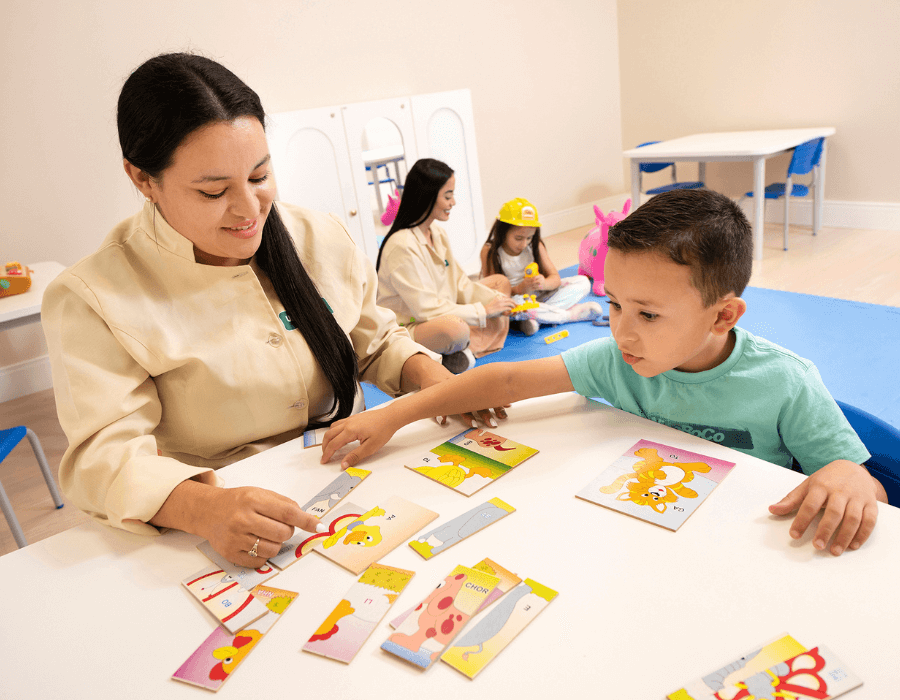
left=604, top=249, right=730, bottom=377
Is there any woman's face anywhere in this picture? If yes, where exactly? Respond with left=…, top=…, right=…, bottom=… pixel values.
left=144, top=116, right=275, bottom=266
left=429, top=175, right=456, bottom=223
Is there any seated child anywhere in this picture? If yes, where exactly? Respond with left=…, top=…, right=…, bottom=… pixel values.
left=481, top=197, right=603, bottom=336
left=324, top=189, right=886, bottom=557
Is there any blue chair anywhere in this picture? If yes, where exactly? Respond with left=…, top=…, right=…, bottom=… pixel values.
left=635, top=141, right=704, bottom=205
left=0, top=427, right=64, bottom=548
left=836, top=401, right=900, bottom=508
left=745, top=137, right=824, bottom=251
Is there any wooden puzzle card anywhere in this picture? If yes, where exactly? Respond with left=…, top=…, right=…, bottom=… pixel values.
left=409, top=497, right=515, bottom=559
left=667, top=633, right=807, bottom=700
left=303, top=427, right=328, bottom=448
left=442, top=578, right=558, bottom=679
left=302, top=563, right=415, bottom=664
left=196, top=540, right=279, bottom=588
left=268, top=505, right=364, bottom=571
left=315, top=496, right=438, bottom=575
left=182, top=564, right=270, bottom=634
left=172, top=585, right=298, bottom=691
left=299, top=467, right=371, bottom=517
left=713, top=646, right=861, bottom=700
left=381, top=564, right=499, bottom=669
left=576, top=439, right=735, bottom=531
left=406, top=428, right=539, bottom=496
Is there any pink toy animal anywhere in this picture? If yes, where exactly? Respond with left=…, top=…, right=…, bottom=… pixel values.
left=577, top=199, right=631, bottom=296
left=380, top=189, right=401, bottom=226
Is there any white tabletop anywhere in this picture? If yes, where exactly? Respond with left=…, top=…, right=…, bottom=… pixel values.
left=0, top=260, right=65, bottom=330
left=623, top=127, right=837, bottom=161
left=1, top=393, right=894, bottom=698
left=363, top=145, right=405, bottom=164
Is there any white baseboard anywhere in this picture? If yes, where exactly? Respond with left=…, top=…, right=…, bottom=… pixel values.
left=741, top=198, right=900, bottom=232
left=0, top=355, right=53, bottom=403
left=541, top=193, right=633, bottom=238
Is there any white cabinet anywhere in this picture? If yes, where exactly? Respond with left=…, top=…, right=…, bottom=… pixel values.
left=267, top=90, right=485, bottom=269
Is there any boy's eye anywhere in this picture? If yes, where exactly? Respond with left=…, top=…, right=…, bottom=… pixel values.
left=640, top=312, right=658, bottom=321
left=608, top=301, right=621, bottom=311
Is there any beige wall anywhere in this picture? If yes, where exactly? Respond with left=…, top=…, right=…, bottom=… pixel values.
left=618, top=0, right=900, bottom=201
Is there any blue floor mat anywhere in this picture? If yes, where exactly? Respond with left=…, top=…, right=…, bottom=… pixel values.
left=362, top=265, right=900, bottom=428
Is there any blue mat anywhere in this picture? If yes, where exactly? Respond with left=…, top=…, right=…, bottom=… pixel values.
left=362, top=264, right=900, bottom=428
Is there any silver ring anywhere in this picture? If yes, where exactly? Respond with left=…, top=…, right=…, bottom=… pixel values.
left=248, top=537, right=260, bottom=558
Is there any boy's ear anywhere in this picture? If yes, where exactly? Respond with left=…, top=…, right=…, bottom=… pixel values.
left=712, top=295, right=746, bottom=335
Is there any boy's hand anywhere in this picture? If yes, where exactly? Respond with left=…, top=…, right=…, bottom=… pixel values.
left=320, top=410, right=401, bottom=471
left=768, top=459, right=880, bottom=556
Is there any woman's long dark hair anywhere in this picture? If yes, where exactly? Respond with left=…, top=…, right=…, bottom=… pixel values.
left=118, top=53, right=358, bottom=422
left=376, top=158, right=454, bottom=271
left=483, top=220, right=544, bottom=278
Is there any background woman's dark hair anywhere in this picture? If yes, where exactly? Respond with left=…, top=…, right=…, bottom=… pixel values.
left=483, top=220, right=544, bottom=279
left=118, top=53, right=358, bottom=422
left=376, top=158, right=454, bottom=271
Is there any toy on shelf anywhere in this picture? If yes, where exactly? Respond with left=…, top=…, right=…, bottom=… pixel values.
left=523, top=262, right=539, bottom=278
left=0, top=261, right=33, bottom=298
left=380, top=189, right=401, bottom=226
left=509, top=294, right=539, bottom=316
left=545, top=329, right=568, bottom=344
left=577, top=199, right=631, bottom=296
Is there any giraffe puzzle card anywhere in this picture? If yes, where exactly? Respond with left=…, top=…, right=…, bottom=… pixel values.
left=299, top=467, right=371, bottom=518
left=406, top=428, right=538, bottom=496
left=315, top=496, right=438, bottom=575
left=576, top=439, right=735, bottom=531
left=441, top=578, right=558, bottom=679
left=302, top=563, right=415, bottom=664
left=409, top=497, right=515, bottom=560
left=381, top=564, right=500, bottom=670
left=172, top=585, right=298, bottom=692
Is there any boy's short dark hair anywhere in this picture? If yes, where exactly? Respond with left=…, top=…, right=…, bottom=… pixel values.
left=607, top=189, right=753, bottom=306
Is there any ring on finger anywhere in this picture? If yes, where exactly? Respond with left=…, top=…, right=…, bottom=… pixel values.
left=248, top=537, right=260, bottom=558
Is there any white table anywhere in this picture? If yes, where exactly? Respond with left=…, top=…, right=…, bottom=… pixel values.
left=0, top=261, right=64, bottom=332
left=363, top=145, right=405, bottom=213
left=1, top=393, right=894, bottom=698
left=623, top=128, right=836, bottom=260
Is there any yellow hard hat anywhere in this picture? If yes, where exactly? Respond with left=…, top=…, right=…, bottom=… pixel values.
left=497, top=198, right=541, bottom=227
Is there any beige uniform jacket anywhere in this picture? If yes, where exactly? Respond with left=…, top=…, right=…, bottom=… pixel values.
left=42, top=202, right=436, bottom=535
left=376, top=224, right=499, bottom=330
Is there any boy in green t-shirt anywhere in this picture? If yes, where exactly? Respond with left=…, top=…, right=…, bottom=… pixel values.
left=323, top=189, right=886, bottom=556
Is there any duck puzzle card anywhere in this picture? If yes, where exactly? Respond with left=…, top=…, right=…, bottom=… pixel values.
left=442, top=578, right=558, bottom=679
left=268, top=506, right=361, bottom=571
left=381, top=564, right=499, bottom=669
left=315, top=496, right=438, bottom=575
left=406, top=428, right=538, bottom=496
left=181, top=564, right=270, bottom=634
left=299, top=467, right=371, bottom=517
left=576, top=439, right=735, bottom=531
left=302, top=563, right=415, bottom=664
left=172, top=585, right=298, bottom=691
left=409, top=498, right=515, bottom=559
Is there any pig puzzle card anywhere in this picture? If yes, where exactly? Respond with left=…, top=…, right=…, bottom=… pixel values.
left=269, top=505, right=364, bottom=571
left=172, top=585, right=298, bottom=691
left=381, top=564, right=499, bottom=670
left=714, top=646, right=862, bottom=700
left=576, top=439, right=735, bottom=531
left=315, top=496, right=438, bottom=575
left=409, top=498, right=515, bottom=559
left=667, top=633, right=808, bottom=700
left=181, top=564, right=270, bottom=634
left=196, top=540, right=279, bottom=588
left=406, top=428, right=538, bottom=496
left=302, top=563, right=415, bottom=664
left=390, top=558, right=521, bottom=629
left=442, top=578, right=558, bottom=679
left=299, top=467, right=371, bottom=517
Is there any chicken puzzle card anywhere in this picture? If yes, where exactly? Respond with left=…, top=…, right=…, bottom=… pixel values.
left=172, top=585, right=298, bottom=692
left=381, top=564, right=500, bottom=669
left=441, top=578, right=558, bottom=679
left=576, top=439, right=735, bottom=531
left=299, top=467, right=371, bottom=517
left=315, top=496, right=438, bottom=575
left=409, top=497, right=515, bottom=559
left=302, top=563, right=415, bottom=664
left=406, top=428, right=538, bottom=496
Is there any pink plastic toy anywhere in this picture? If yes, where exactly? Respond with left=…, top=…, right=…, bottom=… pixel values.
left=380, top=190, right=401, bottom=226
left=577, top=199, right=631, bottom=296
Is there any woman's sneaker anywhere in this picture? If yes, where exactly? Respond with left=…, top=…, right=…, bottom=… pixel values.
left=512, top=319, right=540, bottom=336
left=442, top=347, right=476, bottom=374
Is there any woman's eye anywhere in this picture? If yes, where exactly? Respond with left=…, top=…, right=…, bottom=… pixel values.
left=200, top=190, right=225, bottom=200
left=250, top=173, right=269, bottom=184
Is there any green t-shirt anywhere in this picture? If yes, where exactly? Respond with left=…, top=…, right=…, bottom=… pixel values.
left=561, top=326, right=869, bottom=474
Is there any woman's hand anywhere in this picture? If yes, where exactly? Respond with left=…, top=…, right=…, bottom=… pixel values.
left=484, top=294, right=516, bottom=318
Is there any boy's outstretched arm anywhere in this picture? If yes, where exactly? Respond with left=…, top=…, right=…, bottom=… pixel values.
left=768, top=460, right=887, bottom=556
left=321, top=356, right=574, bottom=469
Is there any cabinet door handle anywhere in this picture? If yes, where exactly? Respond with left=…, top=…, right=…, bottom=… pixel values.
left=349, top=209, right=357, bottom=217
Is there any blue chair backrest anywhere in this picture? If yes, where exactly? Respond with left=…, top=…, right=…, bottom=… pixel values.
left=836, top=400, right=900, bottom=507
left=636, top=141, right=672, bottom=174
left=787, top=137, right=824, bottom=177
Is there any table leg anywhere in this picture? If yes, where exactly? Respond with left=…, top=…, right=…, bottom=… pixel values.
left=371, top=163, right=384, bottom=213
left=752, top=157, right=765, bottom=260
left=630, top=160, right=641, bottom=208
left=698, top=161, right=707, bottom=186
left=814, top=139, right=827, bottom=236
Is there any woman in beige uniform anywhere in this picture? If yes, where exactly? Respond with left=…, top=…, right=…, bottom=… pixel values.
left=42, top=53, right=490, bottom=567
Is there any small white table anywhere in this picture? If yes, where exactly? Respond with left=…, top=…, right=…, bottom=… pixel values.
left=0, top=261, right=65, bottom=332
left=363, top=145, right=406, bottom=213
left=623, top=128, right=836, bottom=259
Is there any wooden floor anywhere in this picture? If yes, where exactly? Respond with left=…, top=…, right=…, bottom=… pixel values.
left=1, top=221, right=898, bottom=557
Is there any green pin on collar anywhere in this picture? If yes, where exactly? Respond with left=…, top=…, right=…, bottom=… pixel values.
left=322, top=297, right=334, bottom=313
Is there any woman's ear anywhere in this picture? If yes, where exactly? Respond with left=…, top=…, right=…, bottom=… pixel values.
left=712, top=295, right=747, bottom=335
left=123, top=159, right=156, bottom=202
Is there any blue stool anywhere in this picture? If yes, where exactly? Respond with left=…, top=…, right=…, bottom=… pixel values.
left=0, top=427, right=64, bottom=548
left=836, top=401, right=900, bottom=508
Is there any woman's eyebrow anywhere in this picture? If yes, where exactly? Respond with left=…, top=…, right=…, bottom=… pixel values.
left=192, top=155, right=271, bottom=183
